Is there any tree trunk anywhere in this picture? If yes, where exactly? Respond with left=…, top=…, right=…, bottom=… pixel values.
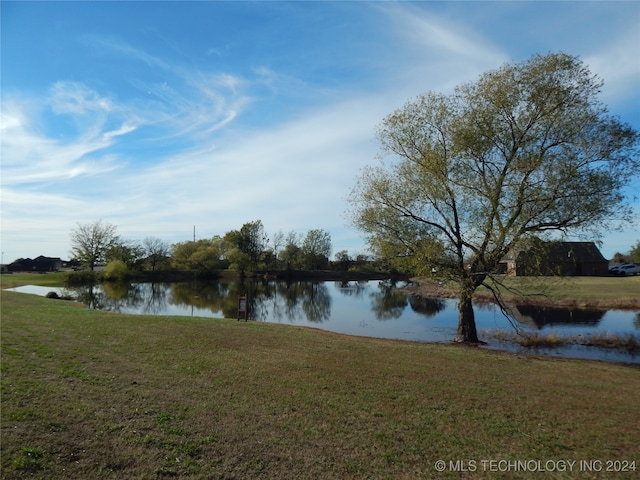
left=456, top=292, right=480, bottom=343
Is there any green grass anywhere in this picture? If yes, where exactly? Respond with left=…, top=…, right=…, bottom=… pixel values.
left=1, top=292, right=639, bottom=479
left=508, top=275, right=639, bottom=299
left=0, top=271, right=68, bottom=289
left=477, top=275, right=640, bottom=309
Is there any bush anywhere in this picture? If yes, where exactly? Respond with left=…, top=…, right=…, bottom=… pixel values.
left=65, top=270, right=97, bottom=286
left=103, top=260, right=128, bottom=281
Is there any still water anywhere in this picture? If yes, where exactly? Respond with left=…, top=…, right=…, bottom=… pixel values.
left=8, top=280, right=640, bottom=364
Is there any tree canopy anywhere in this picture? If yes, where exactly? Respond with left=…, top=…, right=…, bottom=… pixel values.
left=349, top=53, right=639, bottom=343
left=301, top=229, right=332, bottom=270
left=69, top=220, right=120, bottom=271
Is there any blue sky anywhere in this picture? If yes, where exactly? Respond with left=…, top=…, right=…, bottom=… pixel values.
left=1, top=1, right=639, bottom=263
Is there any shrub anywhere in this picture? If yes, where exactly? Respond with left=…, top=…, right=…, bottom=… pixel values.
left=103, top=260, right=128, bottom=281
left=65, top=270, right=97, bottom=286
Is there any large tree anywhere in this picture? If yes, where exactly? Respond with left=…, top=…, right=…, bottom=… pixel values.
left=301, top=229, right=332, bottom=270
left=349, top=53, right=639, bottom=343
left=222, top=221, right=269, bottom=272
left=143, top=237, right=171, bottom=271
left=279, top=231, right=303, bottom=270
left=70, top=220, right=120, bottom=270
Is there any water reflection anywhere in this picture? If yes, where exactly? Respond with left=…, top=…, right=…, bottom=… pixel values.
left=507, top=305, right=605, bottom=329
left=67, top=279, right=636, bottom=333
left=70, top=279, right=439, bottom=325
left=408, top=295, right=447, bottom=317
left=369, top=283, right=408, bottom=320
left=83, top=279, right=337, bottom=323
left=271, top=281, right=332, bottom=323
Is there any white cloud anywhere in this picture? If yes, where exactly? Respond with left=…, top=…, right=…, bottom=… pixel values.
left=103, top=122, right=138, bottom=140
left=375, top=3, right=508, bottom=94
left=85, top=34, right=172, bottom=71
left=49, top=81, right=113, bottom=115
left=1, top=95, right=124, bottom=184
left=584, top=26, right=640, bottom=105
left=211, top=73, right=245, bottom=92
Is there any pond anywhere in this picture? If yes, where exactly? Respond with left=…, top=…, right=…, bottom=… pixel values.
left=8, top=280, right=640, bottom=364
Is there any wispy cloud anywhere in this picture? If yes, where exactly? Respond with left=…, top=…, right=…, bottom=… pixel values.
left=84, top=34, right=172, bottom=71
left=49, top=81, right=113, bottom=115
left=1, top=92, right=124, bottom=185
left=103, top=123, right=137, bottom=141
left=375, top=3, right=507, bottom=93
left=2, top=36, right=257, bottom=187
left=584, top=26, right=640, bottom=105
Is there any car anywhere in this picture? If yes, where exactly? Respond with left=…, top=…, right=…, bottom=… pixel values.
left=609, top=263, right=639, bottom=276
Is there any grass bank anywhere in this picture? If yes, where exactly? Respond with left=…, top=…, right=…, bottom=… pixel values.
left=0, top=272, right=68, bottom=290
left=1, top=292, right=639, bottom=479
left=409, top=276, right=640, bottom=310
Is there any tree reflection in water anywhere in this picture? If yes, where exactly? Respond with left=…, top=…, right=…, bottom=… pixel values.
left=73, top=279, right=407, bottom=324
left=69, top=280, right=631, bottom=332
left=408, top=295, right=447, bottom=317
left=74, top=282, right=153, bottom=313
left=369, top=283, right=409, bottom=320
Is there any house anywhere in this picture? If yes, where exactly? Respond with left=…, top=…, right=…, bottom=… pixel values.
left=7, top=256, right=63, bottom=272
left=499, top=241, right=609, bottom=277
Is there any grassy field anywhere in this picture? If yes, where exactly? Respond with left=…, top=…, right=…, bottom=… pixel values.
left=482, top=275, right=640, bottom=309
left=0, top=272, right=69, bottom=290
left=408, top=275, right=640, bottom=310
left=1, top=290, right=639, bottom=479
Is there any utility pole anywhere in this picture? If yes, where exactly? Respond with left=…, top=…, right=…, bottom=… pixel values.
left=193, top=225, right=196, bottom=242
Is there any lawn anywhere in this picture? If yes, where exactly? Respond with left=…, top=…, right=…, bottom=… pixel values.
left=0, top=272, right=68, bottom=290
left=409, top=275, right=640, bottom=310
left=1, top=291, right=639, bottom=479
left=482, top=275, right=640, bottom=308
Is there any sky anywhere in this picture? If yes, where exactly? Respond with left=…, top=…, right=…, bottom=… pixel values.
left=1, top=1, right=639, bottom=264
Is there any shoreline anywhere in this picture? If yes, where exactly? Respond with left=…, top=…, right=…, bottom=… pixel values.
left=404, top=277, right=640, bottom=311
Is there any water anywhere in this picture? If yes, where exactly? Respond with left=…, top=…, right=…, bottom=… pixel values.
left=7, top=280, right=639, bottom=364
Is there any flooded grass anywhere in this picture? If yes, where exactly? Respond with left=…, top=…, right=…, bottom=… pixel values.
left=2, top=292, right=640, bottom=479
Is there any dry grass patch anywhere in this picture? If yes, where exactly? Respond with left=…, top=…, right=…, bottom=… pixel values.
left=2, top=292, right=640, bottom=479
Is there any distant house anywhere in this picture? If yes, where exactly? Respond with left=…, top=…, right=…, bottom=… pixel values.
left=7, top=256, right=63, bottom=272
left=499, top=241, right=609, bottom=277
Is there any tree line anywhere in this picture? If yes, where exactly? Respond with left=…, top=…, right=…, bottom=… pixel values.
left=68, top=219, right=373, bottom=275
